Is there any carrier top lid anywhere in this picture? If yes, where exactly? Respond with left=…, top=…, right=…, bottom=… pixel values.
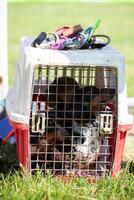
left=20, top=36, right=124, bottom=67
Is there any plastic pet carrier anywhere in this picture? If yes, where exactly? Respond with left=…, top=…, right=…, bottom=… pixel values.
left=6, top=37, right=133, bottom=178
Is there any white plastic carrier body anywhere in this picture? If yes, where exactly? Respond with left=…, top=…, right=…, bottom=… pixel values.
left=6, top=36, right=133, bottom=126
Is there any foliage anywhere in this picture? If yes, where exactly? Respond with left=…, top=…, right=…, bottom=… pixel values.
left=0, top=143, right=18, bottom=174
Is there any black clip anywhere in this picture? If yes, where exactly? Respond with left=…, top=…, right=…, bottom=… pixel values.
left=90, top=34, right=111, bottom=49
left=31, top=32, right=47, bottom=47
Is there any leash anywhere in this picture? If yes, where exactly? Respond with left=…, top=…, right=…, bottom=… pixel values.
left=31, top=20, right=111, bottom=50
left=82, top=34, right=111, bottom=49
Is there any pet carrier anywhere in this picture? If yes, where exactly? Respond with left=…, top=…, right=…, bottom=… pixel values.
left=6, top=37, right=133, bottom=177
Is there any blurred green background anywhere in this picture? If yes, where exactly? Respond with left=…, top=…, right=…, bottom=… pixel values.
left=8, top=2, right=134, bottom=96
left=7, top=0, right=134, bottom=2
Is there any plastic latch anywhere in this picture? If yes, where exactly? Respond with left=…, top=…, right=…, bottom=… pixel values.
left=32, top=112, right=45, bottom=134
left=98, top=113, right=113, bottom=134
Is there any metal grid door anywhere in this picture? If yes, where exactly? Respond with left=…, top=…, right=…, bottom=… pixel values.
left=29, top=64, right=117, bottom=177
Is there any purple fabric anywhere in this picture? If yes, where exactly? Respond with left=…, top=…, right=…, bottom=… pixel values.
left=51, top=38, right=66, bottom=50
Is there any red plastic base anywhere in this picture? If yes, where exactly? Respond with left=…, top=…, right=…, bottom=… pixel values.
left=112, top=124, right=133, bottom=176
left=9, top=120, right=29, bottom=169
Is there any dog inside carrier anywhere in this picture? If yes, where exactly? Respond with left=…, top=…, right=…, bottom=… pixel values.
left=29, top=65, right=117, bottom=177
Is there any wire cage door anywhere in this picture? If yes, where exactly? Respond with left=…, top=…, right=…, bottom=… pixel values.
left=29, top=64, right=118, bottom=177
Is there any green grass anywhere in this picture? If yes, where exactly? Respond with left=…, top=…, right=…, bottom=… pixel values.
left=0, top=169, right=134, bottom=200
left=8, top=3, right=134, bottom=96
left=0, top=143, right=134, bottom=200
left=0, top=144, right=134, bottom=200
